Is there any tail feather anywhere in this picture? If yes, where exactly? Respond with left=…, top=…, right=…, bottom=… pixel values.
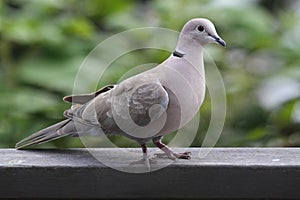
left=15, top=119, right=74, bottom=149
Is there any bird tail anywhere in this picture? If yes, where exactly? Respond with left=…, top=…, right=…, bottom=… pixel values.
left=15, top=119, right=75, bottom=149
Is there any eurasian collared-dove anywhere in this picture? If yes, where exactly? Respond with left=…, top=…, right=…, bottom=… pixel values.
left=16, top=18, right=226, bottom=166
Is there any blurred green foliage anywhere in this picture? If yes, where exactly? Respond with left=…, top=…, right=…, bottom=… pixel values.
left=0, top=0, right=299, bottom=148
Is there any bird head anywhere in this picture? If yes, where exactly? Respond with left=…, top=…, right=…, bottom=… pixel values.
left=178, top=18, right=226, bottom=49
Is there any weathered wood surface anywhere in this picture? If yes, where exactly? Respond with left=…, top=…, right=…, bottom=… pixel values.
left=0, top=148, right=300, bottom=199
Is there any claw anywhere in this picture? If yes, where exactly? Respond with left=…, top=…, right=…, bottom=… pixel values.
left=152, top=136, right=192, bottom=161
left=129, top=155, right=157, bottom=171
left=175, top=151, right=191, bottom=159
left=154, top=151, right=191, bottom=160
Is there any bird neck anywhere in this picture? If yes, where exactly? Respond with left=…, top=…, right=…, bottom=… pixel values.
left=175, top=36, right=204, bottom=69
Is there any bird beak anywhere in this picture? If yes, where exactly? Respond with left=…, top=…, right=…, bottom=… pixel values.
left=209, top=34, right=226, bottom=47
left=214, top=37, right=226, bottom=48
left=215, top=37, right=226, bottom=47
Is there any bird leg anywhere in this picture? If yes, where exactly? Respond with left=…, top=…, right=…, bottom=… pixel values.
left=152, top=136, right=191, bottom=160
left=129, top=143, right=156, bottom=170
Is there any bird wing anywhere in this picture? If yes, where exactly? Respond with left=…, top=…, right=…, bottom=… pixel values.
left=94, top=80, right=170, bottom=139
left=63, top=85, right=115, bottom=104
left=111, top=82, right=169, bottom=127
left=62, top=79, right=169, bottom=137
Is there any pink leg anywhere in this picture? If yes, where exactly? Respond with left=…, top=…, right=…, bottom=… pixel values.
left=152, top=136, right=191, bottom=160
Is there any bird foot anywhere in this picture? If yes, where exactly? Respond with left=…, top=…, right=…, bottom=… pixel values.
left=129, top=156, right=157, bottom=171
left=154, top=151, right=191, bottom=160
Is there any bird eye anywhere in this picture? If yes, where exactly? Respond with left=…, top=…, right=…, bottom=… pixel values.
left=197, top=25, right=205, bottom=32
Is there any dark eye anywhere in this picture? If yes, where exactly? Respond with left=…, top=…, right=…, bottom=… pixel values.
left=197, top=25, right=205, bottom=32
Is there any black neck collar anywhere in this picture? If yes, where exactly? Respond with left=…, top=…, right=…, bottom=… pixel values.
left=172, top=50, right=185, bottom=58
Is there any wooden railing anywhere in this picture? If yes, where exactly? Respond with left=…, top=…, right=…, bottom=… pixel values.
left=1, top=148, right=299, bottom=199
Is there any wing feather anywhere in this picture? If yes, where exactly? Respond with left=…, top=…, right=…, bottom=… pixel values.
left=63, top=85, right=115, bottom=104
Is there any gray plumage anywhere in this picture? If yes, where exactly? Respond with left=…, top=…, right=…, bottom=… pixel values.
left=16, top=18, right=226, bottom=165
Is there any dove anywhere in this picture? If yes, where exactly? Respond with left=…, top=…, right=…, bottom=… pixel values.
left=15, top=18, right=226, bottom=167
